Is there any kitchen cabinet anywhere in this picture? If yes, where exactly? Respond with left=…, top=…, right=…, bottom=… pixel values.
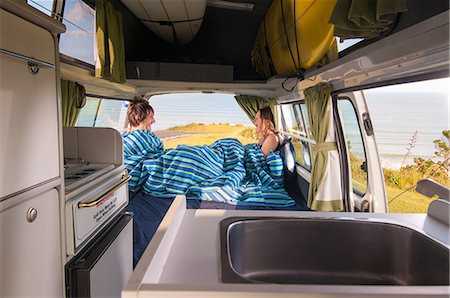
left=0, top=8, right=60, bottom=199
left=0, top=188, right=62, bottom=297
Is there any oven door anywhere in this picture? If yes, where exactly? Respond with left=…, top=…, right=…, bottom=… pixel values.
left=65, top=212, right=133, bottom=298
left=66, top=173, right=130, bottom=255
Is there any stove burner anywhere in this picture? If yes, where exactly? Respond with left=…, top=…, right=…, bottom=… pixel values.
left=64, top=163, right=115, bottom=193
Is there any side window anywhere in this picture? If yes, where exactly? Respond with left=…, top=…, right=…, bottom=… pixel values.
left=280, top=104, right=312, bottom=171
left=337, top=98, right=368, bottom=195
left=76, top=97, right=128, bottom=132
left=27, top=0, right=55, bottom=16
left=59, top=0, right=96, bottom=65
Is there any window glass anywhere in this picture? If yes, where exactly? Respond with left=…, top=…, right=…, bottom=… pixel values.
left=149, top=93, right=255, bottom=148
left=27, top=0, right=54, bottom=16
left=291, top=138, right=312, bottom=171
left=338, top=99, right=368, bottom=195
left=299, top=103, right=312, bottom=137
left=362, top=77, right=449, bottom=213
left=280, top=103, right=312, bottom=171
left=337, top=38, right=363, bottom=52
left=77, top=93, right=256, bottom=148
left=281, top=104, right=301, bottom=135
left=59, top=0, right=96, bottom=65
left=76, top=97, right=128, bottom=132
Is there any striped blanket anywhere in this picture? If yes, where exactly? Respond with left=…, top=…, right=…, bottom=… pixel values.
left=123, top=130, right=294, bottom=207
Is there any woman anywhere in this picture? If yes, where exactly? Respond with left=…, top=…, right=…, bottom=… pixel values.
left=123, top=98, right=163, bottom=155
left=122, top=99, right=164, bottom=192
left=253, top=106, right=280, bottom=158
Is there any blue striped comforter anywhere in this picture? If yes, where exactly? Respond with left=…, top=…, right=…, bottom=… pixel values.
left=123, top=130, right=294, bottom=207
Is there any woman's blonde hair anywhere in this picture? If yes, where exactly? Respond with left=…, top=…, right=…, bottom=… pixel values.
left=256, top=106, right=277, bottom=140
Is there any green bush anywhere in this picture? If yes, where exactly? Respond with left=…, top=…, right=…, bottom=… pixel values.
left=240, top=127, right=257, bottom=140
left=383, top=130, right=449, bottom=191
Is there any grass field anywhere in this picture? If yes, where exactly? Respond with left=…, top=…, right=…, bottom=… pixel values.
left=162, top=123, right=436, bottom=214
left=164, top=123, right=257, bottom=148
left=386, top=185, right=434, bottom=213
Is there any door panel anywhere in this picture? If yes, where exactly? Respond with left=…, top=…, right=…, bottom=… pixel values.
left=336, top=92, right=387, bottom=212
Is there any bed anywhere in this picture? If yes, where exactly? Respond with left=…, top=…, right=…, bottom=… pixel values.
left=124, top=137, right=307, bottom=265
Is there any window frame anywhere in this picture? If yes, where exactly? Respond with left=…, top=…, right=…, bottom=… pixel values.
left=279, top=102, right=314, bottom=172
left=58, top=0, right=96, bottom=67
left=335, top=95, right=369, bottom=198
left=75, top=95, right=128, bottom=132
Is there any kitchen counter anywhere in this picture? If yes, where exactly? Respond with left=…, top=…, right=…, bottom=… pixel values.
left=122, top=195, right=450, bottom=298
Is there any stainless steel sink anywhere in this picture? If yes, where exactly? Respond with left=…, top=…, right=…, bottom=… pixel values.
left=220, top=217, right=449, bottom=285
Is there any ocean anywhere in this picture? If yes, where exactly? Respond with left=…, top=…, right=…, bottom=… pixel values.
left=365, top=90, right=448, bottom=168
left=150, top=90, right=449, bottom=169
left=150, top=93, right=253, bottom=130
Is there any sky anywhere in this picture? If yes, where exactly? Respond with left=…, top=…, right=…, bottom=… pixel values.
left=374, top=77, right=450, bottom=93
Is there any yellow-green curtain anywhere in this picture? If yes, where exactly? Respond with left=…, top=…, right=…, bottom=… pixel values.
left=96, top=0, right=126, bottom=83
left=235, top=95, right=278, bottom=127
left=329, top=0, right=408, bottom=40
left=304, top=82, right=342, bottom=211
left=61, top=79, right=86, bottom=126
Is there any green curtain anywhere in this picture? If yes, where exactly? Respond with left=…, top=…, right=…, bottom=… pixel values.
left=235, top=95, right=279, bottom=127
left=61, top=79, right=86, bottom=126
left=329, top=0, right=408, bottom=40
left=304, top=82, right=342, bottom=211
left=96, top=0, right=126, bottom=83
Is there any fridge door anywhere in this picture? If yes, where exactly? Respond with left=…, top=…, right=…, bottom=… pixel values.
left=66, top=212, right=133, bottom=298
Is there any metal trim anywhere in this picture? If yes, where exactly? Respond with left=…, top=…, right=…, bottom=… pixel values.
left=0, top=48, right=55, bottom=68
left=77, top=175, right=130, bottom=209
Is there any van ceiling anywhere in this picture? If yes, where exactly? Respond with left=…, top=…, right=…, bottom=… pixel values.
left=85, top=0, right=449, bottom=84
left=109, top=0, right=272, bottom=82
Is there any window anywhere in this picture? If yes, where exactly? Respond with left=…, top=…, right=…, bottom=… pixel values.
left=27, top=0, right=54, bottom=17
left=76, top=97, right=128, bottom=132
left=76, top=93, right=259, bottom=148
left=337, top=38, right=363, bottom=52
left=337, top=98, right=368, bottom=195
left=280, top=104, right=312, bottom=171
left=59, top=0, right=96, bottom=65
left=149, top=93, right=255, bottom=148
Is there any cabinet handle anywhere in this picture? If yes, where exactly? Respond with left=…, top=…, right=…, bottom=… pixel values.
left=77, top=175, right=131, bottom=209
left=0, top=48, right=54, bottom=69
left=26, top=207, right=38, bottom=222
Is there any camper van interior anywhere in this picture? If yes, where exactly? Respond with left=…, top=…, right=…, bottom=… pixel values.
left=0, top=0, right=449, bottom=297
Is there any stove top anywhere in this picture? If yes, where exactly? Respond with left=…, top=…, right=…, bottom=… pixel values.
left=64, top=163, right=115, bottom=193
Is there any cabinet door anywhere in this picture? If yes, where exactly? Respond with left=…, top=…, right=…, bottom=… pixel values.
left=0, top=9, right=60, bottom=199
left=0, top=189, right=62, bottom=297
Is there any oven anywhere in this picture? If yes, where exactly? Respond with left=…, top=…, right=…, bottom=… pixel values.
left=63, top=127, right=133, bottom=298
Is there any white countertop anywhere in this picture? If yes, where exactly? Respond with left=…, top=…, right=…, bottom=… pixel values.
left=123, top=196, right=450, bottom=298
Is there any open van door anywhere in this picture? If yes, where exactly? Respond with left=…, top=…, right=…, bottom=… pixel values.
left=334, top=91, right=387, bottom=212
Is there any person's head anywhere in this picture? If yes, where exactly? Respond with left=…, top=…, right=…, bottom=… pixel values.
left=253, top=106, right=276, bottom=138
left=127, top=98, right=155, bottom=131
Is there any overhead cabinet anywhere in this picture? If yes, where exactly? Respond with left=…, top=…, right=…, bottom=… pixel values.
left=0, top=8, right=60, bottom=199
